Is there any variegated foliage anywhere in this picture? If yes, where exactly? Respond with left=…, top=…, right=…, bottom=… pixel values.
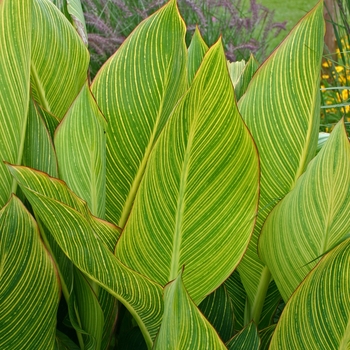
left=1, top=0, right=348, bottom=349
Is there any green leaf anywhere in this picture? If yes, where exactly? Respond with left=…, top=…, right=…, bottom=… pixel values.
left=91, top=0, right=188, bottom=228
left=55, top=83, right=106, bottom=218
left=55, top=330, right=80, bottom=350
left=49, top=0, right=88, bottom=45
left=68, top=270, right=104, bottom=350
left=236, top=1, right=324, bottom=321
left=98, top=289, right=118, bottom=350
left=38, top=105, right=60, bottom=141
left=0, top=0, right=31, bottom=208
left=259, top=325, right=276, bottom=350
left=316, top=132, right=330, bottom=153
left=258, top=281, right=282, bottom=329
left=227, top=60, right=246, bottom=88
left=234, top=54, right=259, bottom=101
left=199, top=285, right=235, bottom=342
left=23, top=99, right=58, bottom=177
left=0, top=196, right=60, bottom=348
left=66, top=0, right=88, bottom=45
left=153, top=271, right=227, bottom=350
left=8, top=165, right=163, bottom=348
left=226, top=322, right=260, bottom=350
left=269, top=238, right=350, bottom=349
left=224, top=271, right=247, bottom=331
left=259, top=120, right=350, bottom=300
left=31, top=0, right=89, bottom=120
left=116, top=40, right=259, bottom=304
left=187, top=26, right=209, bottom=84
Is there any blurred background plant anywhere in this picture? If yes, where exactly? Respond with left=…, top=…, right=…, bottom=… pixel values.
left=82, top=0, right=286, bottom=78
left=321, top=0, right=350, bottom=135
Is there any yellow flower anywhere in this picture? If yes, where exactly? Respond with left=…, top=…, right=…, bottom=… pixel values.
left=339, top=76, right=347, bottom=84
left=322, top=60, right=331, bottom=68
left=335, top=66, right=344, bottom=73
left=322, top=74, right=330, bottom=79
left=342, top=89, right=349, bottom=101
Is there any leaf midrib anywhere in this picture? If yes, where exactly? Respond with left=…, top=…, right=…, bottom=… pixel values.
left=169, top=120, right=195, bottom=281
left=118, top=67, right=173, bottom=228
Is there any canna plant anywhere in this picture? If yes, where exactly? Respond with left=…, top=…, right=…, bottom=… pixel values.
left=0, top=0, right=349, bottom=349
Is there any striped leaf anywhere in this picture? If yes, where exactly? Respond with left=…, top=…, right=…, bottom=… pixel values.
left=55, top=83, right=106, bottom=219
left=258, top=281, right=282, bottom=329
left=227, top=60, right=246, bottom=88
left=259, top=325, right=276, bottom=350
left=0, top=196, right=60, bottom=349
left=31, top=0, right=89, bottom=120
left=38, top=219, right=74, bottom=307
left=153, top=271, right=227, bottom=350
left=0, top=0, right=31, bottom=208
left=259, top=120, right=350, bottom=300
left=317, top=132, right=330, bottom=153
left=269, top=238, right=350, bottom=349
left=187, top=26, right=208, bottom=84
left=49, top=0, right=88, bottom=45
left=23, top=99, right=58, bottom=177
left=226, top=322, right=260, bottom=350
left=8, top=165, right=163, bottom=348
left=115, top=40, right=259, bottom=304
left=224, top=271, right=246, bottom=331
left=0, top=0, right=88, bottom=208
left=7, top=164, right=120, bottom=249
left=236, top=1, right=324, bottom=320
left=225, top=272, right=282, bottom=331
left=68, top=270, right=104, bottom=350
left=38, top=106, right=60, bottom=141
left=91, top=0, right=187, bottom=228
left=66, top=0, right=88, bottom=45
left=234, top=54, right=259, bottom=101
left=55, top=331, right=80, bottom=350
left=199, top=285, right=235, bottom=343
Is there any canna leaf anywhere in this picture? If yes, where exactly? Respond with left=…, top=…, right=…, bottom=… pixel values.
left=234, top=54, right=259, bottom=101
left=199, top=285, right=235, bottom=343
left=0, top=0, right=31, bottom=208
left=187, top=26, right=209, bottom=84
left=66, top=0, right=88, bottom=45
left=258, top=281, right=282, bottom=329
left=55, top=82, right=106, bottom=219
left=91, top=0, right=188, bottom=228
left=116, top=40, right=259, bottom=304
left=259, top=325, right=276, bottom=350
left=0, top=196, right=60, bottom=349
left=236, top=1, right=324, bottom=321
left=226, top=322, right=260, bottom=350
left=38, top=105, right=60, bottom=141
left=8, top=165, right=163, bottom=348
left=55, top=330, right=80, bottom=350
left=224, top=271, right=246, bottom=331
left=68, top=270, right=104, bottom=350
left=316, top=132, right=330, bottom=153
left=23, top=99, right=58, bottom=177
left=269, top=238, right=350, bottom=349
left=0, top=0, right=88, bottom=208
left=227, top=60, right=246, bottom=88
left=153, top=271, right=227, bottom=350
left=259, top=120, right=350, bottom=300
left=31, top=0, right=89, bottom=120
